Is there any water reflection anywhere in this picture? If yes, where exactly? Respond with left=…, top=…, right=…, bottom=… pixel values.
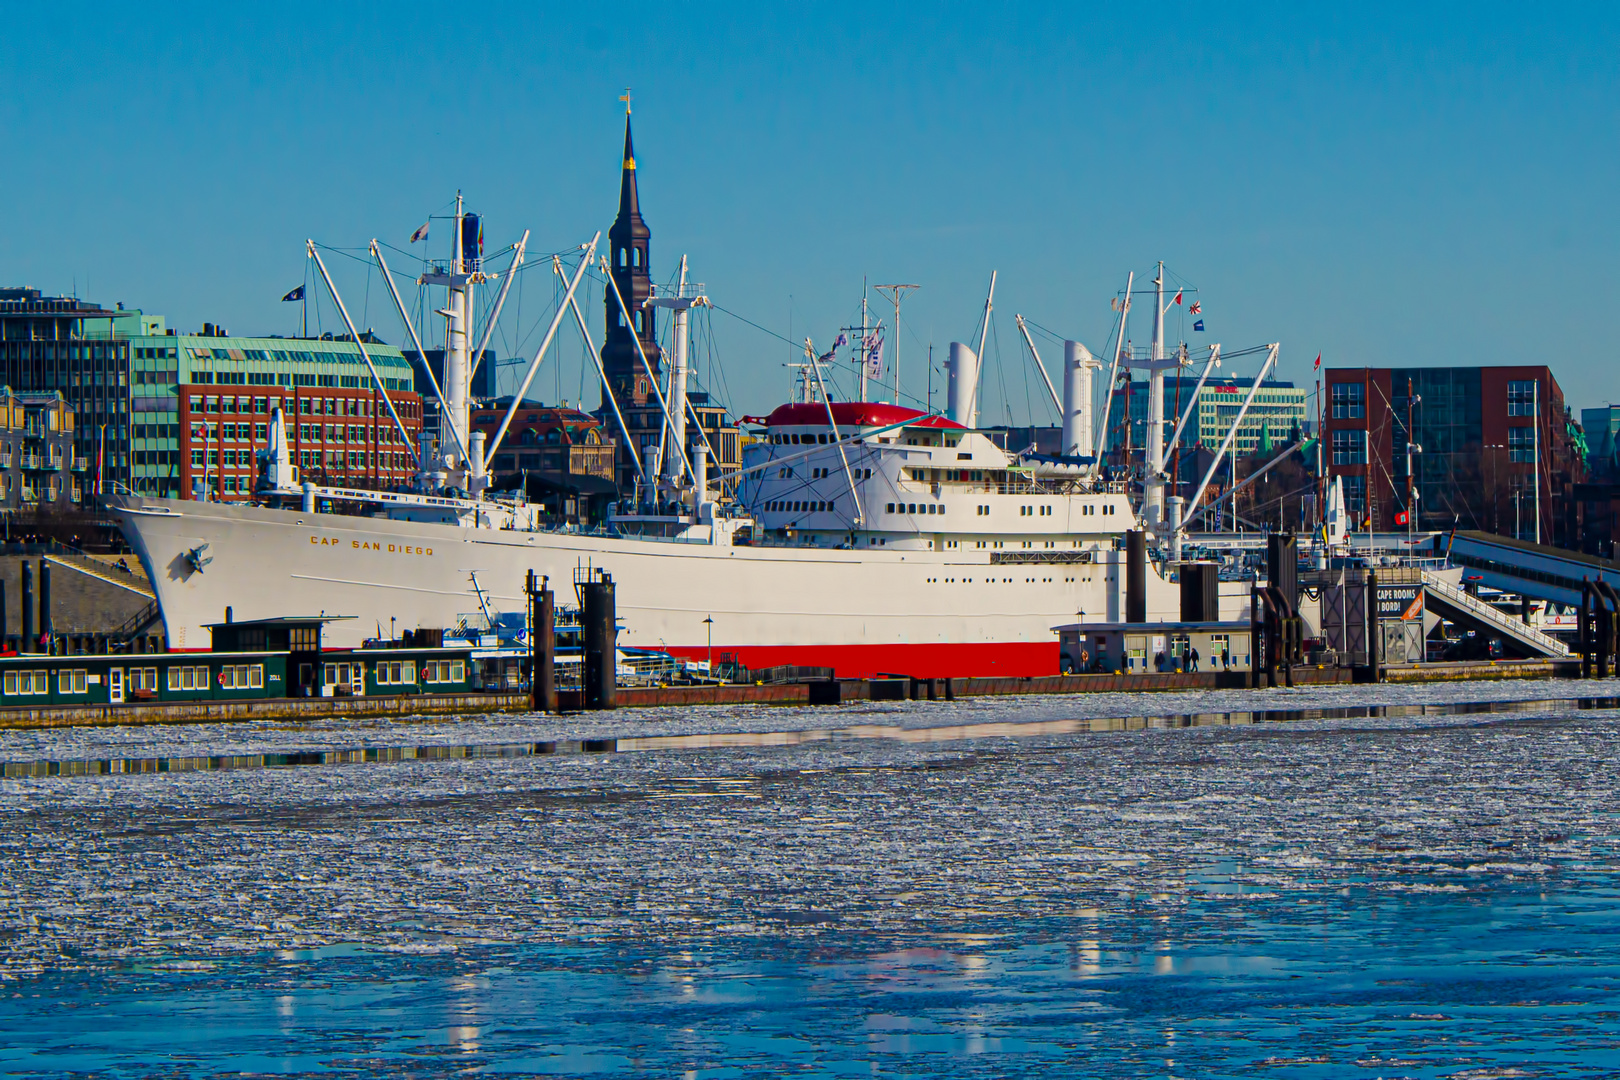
left=6, top=694, right=1619, bottom=781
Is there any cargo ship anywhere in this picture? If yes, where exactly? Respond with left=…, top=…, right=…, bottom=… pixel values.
left=109, top=116, right=1228, bottom=679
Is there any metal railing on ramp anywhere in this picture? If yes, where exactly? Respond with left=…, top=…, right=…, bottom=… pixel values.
left=1422, top=570, right=1568, bottom=658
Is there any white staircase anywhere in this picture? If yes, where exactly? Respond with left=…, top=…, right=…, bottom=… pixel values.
left=1421, top=571, right=1568, bottom=658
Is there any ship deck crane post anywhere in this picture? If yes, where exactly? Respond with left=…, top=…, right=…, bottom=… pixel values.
left=1122, top=262, right=1186, bottom=530
left=481, top=234, right=601, bottom=483
left=645, top=255, right=710, bottom=494
left=601, top=253, right=694, bottom=512
left=306, top=243, right=424, bottom=481
left=1090, top=271, right=1134, bottom=484
left=556, top=261, right=644, bottom=488
left=1174, top=343, right=1280, bottom=562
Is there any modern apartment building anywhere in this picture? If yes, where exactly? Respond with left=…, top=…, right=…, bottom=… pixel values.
left=1322, top=365, right=1584, bottom=545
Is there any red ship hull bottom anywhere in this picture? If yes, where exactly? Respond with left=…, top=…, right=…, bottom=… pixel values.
left=662, top=641, right=1061, bottom=680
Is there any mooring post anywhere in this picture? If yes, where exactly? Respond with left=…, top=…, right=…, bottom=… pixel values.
left=537, top=573, right=556, bottom=714
left=38, top=559, right=51, bottom=655
left=583, top=571, right=617, bottom=710
left=1249, top=585, right=1262, bottom=689
left=1367, top=567, right=1382, bottom=683
left=20, top=560, right=33, bottom=655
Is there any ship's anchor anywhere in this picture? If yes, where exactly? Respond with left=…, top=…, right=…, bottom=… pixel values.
left=184, top=543, right=213, bottom=574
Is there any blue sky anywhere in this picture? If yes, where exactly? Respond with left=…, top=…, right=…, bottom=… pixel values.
left=3, top=4, right=1616, bottom=422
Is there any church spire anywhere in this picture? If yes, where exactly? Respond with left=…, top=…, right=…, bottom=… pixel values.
left=601, top=97, right=660, bottom=424
left=618, top=114, right=640, bottom=219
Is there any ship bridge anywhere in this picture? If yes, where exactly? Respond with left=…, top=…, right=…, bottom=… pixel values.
left=740, top=400, right=1131, bottom=547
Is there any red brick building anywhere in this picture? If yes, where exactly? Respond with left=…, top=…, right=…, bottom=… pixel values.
left=473, top=401, right=616, bottom=483
left=1323, top=365, right=1584, bottom=546
left=179, top=386, right=423, bottom=500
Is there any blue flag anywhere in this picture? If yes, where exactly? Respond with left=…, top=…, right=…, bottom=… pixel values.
left=1193, top=319, right=1205, bottom=332
left=281, top=285, right=305, bottom=302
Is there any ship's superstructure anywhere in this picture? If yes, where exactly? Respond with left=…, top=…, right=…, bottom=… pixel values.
left=107, top=109, right=1233, bottom=678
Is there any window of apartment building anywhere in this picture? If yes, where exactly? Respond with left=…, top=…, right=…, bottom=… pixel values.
left=1509, top=425, right=1535, bottom=463
left=1331, top=429, right=1367, bottom=465
left=1341, top=475, right=1367, bottom=515
left=1331, top=383, right=1365, bottom=419
left=1508, top=380, right=1538, bottom=417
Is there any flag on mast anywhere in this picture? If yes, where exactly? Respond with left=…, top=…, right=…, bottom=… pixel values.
left=280, top=285, right=305, bottom=302
left=1193, top=320, right=1205, bottom=332
left=410, top=221, right=430, bottom=243
left=1188, top=301, right=1201, bottom=315
left=1173, top=290, right=1183, bottom=305
left=863, top=331, right=885, bottom=378
left=1313, top=352, right=1322, bottom=371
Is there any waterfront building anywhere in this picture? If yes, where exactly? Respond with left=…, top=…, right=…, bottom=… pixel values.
left=1581, top=405, right=1620, bottom=481
left=597, top=115, right=741, bottom=494
left=0, top=391, right=80, bottom=509
left=474, top=399, right=618, bottom=523
left=1107, top=376, right=1308, bottom=458
left=0, top=287, right=422, bottom=499
left=1323, top=365, right=1584, bottom=545
left=179, top=381, right=422, bottom=501
left=474, top=399, right=616, bottom=481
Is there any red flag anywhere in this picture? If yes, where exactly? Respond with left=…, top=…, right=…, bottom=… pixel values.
left=1173, top=290, right=1183, bottom=305
left=1313, top=352, right=1322, bottom=371
left=1395, top=510, right=1410, bottom=525
left=1188, top=301, right=1201, bottom=315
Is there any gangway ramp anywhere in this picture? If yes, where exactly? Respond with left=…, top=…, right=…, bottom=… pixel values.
left=1420, top=570, right=1569, bottom=658
left=1444, top=531, right=1620, bottom=609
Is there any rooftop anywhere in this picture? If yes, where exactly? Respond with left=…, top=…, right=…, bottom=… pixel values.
left=756, top=402, right=965, bottom=430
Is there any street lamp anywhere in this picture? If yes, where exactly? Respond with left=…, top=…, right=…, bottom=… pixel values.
left=703, top=615, right=714, bottom=680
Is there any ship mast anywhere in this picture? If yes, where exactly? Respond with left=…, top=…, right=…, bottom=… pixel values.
left=1119, top=262, right=1182, bottom=527
left=875, top=283, right=918, bottom=405
left=842, top=279, right=873, bottom=403
left=647, top=255, right=708, bottom=491
left=420, top=193, right=482, bottom=494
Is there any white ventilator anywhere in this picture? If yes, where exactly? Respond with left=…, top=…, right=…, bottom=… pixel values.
left=259, top=408, right=297, bottom=491
left=1325, top=475, right=1348, bottom=548
left=947, top=342, right=980, bottom=428
left=1061, top=340, right=1099, bottom=458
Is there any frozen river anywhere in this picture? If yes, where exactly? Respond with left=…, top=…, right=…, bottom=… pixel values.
left=3, top=679, right=1619, bottom=1076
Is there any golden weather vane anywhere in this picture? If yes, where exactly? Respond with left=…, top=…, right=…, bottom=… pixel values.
left=620, top=88, right=632, bottom=115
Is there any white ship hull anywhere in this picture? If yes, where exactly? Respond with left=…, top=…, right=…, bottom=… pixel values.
left=111, top=495, right=1180, bottom=678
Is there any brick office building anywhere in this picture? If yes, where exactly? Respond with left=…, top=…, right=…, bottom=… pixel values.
left=1323, top=365, right=1584, bottom=546
left=179, top=385, right=422, bottom=500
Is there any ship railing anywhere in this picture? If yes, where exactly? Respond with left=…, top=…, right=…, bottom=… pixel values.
left=647, top=282, right=706, bottom=300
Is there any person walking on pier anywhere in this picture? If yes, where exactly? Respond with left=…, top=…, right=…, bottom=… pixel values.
left=1190, top=646, right=1200, bottom=672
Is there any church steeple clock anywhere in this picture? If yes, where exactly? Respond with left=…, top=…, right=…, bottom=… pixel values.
left=600, top=102, right=662, bottom=409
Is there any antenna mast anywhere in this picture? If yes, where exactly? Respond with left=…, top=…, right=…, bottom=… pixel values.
left=875, top=283, right=918, bottom=405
